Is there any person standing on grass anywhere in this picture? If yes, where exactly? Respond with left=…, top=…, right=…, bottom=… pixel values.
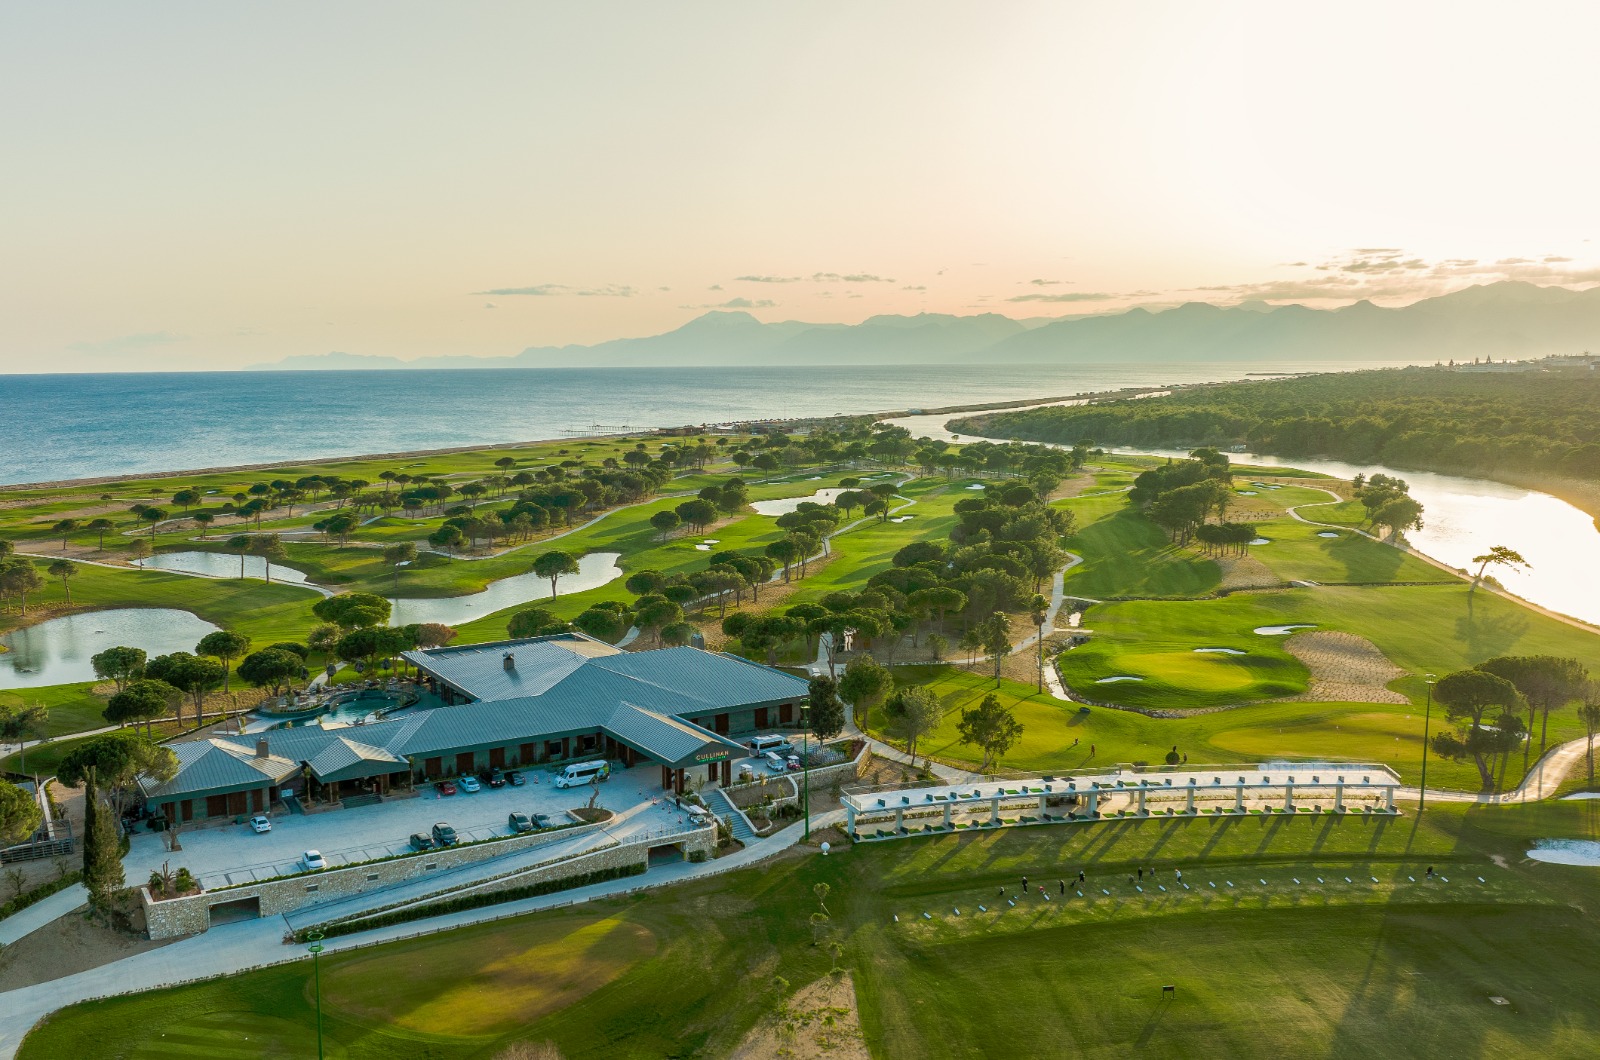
left=1137, top=868, right=1143, bottom=880
left=1022, top=875, right=1028, bottom=891
left=1078, top=869, right=1086, bottom=884
left=1059, top=879, right=1066, bottom=895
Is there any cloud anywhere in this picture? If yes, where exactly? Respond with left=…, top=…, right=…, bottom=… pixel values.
left=68, top=331, right=188, bottom=355
left=680, top=297, right=777, bottom=310
left=708, top=284, right=723, bottom=291
left=1544, top=256, right=1573, bottom=263
left=734, top=275, right=802, bottom=283
left=1007, top=291, right=1118, bottom=303
left=812, top=272, right=895, bottom=283
left=474, top=283, right=634, bottom=297
left=1027, top=279, right=1065, bottom=286
left=1496, top=257, right=1534, bottom=266
left=476, top=284, right=566, bottom=296
left=483, top=302, right=497, bottom=309
left=902, top=285, right=926, bottom=291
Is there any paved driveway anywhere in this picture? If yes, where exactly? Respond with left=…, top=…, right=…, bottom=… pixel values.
left=125, top=762, right=690, bottom=889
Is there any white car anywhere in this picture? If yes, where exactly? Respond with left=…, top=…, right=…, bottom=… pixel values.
left=458, top=776, right=482, bottom=793
left=302, top=850, right=327, bottom=871
left=248, top=815, right=271, bottom=833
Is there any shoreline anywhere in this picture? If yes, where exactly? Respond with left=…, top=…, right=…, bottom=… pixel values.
left=0, top=386, right=1166, bottom=495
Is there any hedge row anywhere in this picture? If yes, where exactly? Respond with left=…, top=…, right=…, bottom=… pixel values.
left=0, top=870, right=83, bottom=924
left=298, top=860, right=647, bottom=941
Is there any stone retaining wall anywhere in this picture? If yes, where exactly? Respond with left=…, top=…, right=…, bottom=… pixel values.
left=143, top=818, right=608, bottom=940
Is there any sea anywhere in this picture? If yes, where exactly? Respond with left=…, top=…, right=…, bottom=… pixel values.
left=0, top=361, right=1411, bottom=485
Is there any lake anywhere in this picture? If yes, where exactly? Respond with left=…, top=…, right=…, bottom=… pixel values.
left=0, top=608, right=221, bottom=690
left=140, top=550, right=313, bottom=585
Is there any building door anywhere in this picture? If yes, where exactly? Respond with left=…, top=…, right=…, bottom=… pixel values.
left=227, top=791, right=248, bottom=816
left=206, top=794, right=228, bottom=818
left=489, top=747, right=506, bottom=768
left=424, top=757, right=442, bottom=777
left=715, top=713, right=729, bottom=734
left=180, top=800, right=194, bottom=822
left=780, top=703, right=793, bottom=725
left=755, top=707, right=768, bottom=730
left=519, top=743, right=536, bottom=765
left=455, top=751, right=475, bottom=774
left=250, top=788, right=264, bottom=813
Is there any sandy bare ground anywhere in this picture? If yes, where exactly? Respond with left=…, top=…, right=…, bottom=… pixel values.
left=1215, top=553, right=1281, bottom=590
left=1280, top=631, right=1408, bottom=704
left=729, top=971, right=870, bottom=1060
left=0, top=907, right=176, bottom=991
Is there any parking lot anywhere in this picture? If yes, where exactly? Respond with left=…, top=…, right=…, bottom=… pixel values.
left=125, top=761, right=701, bottom=890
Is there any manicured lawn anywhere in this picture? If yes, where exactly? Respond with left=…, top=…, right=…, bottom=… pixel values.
left=1, top=558, right=322, bottom=646
left=0, top=681, right=110, bottom=740
left=867, top=666, right=1571, bottom=792
left=23, top=800, right=1600, bottom=1058
left=1057, top=493, right=1220, bottom=599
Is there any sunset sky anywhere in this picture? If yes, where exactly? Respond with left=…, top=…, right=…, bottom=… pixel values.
left=4, top=1, right=1599, bottom=371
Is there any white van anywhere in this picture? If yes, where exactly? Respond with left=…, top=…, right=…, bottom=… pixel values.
left=749, top=734, right=793, bottom=756
left=554, top=760, right=611, bottom=788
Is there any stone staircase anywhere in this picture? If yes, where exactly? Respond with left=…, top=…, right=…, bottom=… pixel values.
left=713, top=789, right=758, bottom=843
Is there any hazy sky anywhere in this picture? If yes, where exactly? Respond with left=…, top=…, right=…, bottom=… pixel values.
left=4, top=1, right=1599, bottom=372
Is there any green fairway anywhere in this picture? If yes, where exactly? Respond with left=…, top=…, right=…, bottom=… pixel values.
left=866, top=666, right=1565, bottom=793
left=23, top=800, right=1600, bottom=1059
left=1057, top=492, right=1221, bottom=599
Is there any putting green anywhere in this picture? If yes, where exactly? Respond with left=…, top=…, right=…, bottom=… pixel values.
left=1064, top=646, right=1305, bottom=706
left=319, top=915, right=655, bottom=1038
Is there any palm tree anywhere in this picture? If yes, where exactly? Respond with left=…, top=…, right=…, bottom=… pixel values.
left=1030, top=593, right=1049, bottom=693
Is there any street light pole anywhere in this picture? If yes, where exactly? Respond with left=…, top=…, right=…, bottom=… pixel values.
left=802, top=705, right=811, bottom=842
left=307, top=928, right=326, bottom=1060
left=1420, top=674, right=1436, bottom=813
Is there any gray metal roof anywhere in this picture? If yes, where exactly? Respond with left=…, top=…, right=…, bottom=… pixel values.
left=140, top=739, right=299, bottom=801
left=154, top=639, right=809, bottom=801
left=305, top=736, right=407, bottom=783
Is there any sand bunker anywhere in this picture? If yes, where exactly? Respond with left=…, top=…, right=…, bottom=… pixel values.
left=1528, top=839, right=1600, bottom=866
left=1279, top=630, right=1407, bottom=704
left=730, top=971, right=869, bottom=1060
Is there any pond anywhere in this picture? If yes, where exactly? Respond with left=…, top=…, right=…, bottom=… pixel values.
left=387, top=551, right=623, bottom=627
left=140, top=550, right=312, bottom=585
left=749, top=488, right=847, bottom=517
left=1527, top=839, right=1600, bottom=866
left=0, top=608, right=221, bottom=689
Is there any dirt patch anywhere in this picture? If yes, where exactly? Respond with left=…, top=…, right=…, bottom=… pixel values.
left=1215, top=554, right=1282, bottom=590
left=0, top=906, right=176, bottom=990
left=1279, top=631, right=1408, bottom=704
left=729, top=971, right=869, bottom=1060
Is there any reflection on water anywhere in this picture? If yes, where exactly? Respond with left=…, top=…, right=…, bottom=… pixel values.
left=887, top=409, right=1600, bottom=626
left=140, top=550, right=311, bottom=584
left=0, top=608, right=221, bottom=689
left=388, top=551, right=624, bottom=627
left=750, top=488, right=847, bottom=516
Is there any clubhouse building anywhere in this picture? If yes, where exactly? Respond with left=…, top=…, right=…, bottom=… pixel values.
left=139, top=634, right=812, bottom=824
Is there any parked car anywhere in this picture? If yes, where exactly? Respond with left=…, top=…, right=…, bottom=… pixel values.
left=248, top=815, right=272, bottom=833
left=482, top=768, right=506, bottom=788
left=409, top=832, right=434, bottom=851
left=507, top=769, right=526, bottom=787
left=762, top=751, right=787, bottom=774
left=532, top=812, right=555, bottom=829
left=508, top=811, right=533, bottom=833
left=432, top=821, right=458, bottom=846
left=436, top=780, right=458, bottom=796
left=302, top=850, right=327, bottom=870
left=687, top=808, right=715, bottom=827
left=458, top=775, right=482, bottom=793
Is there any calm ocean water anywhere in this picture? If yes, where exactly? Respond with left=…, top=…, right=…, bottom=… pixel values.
left=0, top=362, right=1403, bottom=484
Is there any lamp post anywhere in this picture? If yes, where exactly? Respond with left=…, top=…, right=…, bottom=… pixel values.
left=306, top=928, right=326, bottom=1060
left=1419, top=674, right=1437, bottom=812
left=801, top=703, right=811, bottom=842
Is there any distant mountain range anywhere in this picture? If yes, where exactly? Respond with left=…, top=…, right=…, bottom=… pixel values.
left=250, top=281, right=1600, bottom=370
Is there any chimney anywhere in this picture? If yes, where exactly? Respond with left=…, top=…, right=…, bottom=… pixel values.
left=503, top=652, right=516, bottom=672
left=255, top=737, right=270, bottom=759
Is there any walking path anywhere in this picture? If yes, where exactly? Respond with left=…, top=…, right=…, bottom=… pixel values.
left=0, top=884, right=86, bottom=947
left=0, top=809, right=841, bottom=1059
